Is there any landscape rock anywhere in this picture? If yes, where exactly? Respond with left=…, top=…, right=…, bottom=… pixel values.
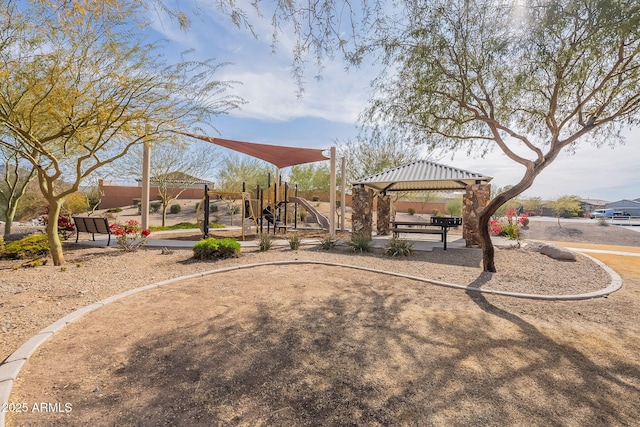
left=527, top=241, right=577, bottom=261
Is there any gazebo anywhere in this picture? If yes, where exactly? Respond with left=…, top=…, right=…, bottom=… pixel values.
left=351, top=160, right=493, bottom=247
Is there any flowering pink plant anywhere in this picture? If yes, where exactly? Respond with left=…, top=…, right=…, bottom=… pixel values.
left=109, top=220, right=151, bottom=252
left=489, top=219, right=503, bottom=235
left=489, top=210, right=529, bottom=240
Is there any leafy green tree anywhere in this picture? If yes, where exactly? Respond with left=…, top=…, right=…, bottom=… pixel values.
left=446, top=197, right=463, bottom=217
left=522, top=197, right=543, bottom=216
left=217, top=155, right=274, bottom=193
left=288, top=163, right=330, bottom=192
left=0, top=1, right=240, bottom=265
left=552, top=195, right=583, bottom=225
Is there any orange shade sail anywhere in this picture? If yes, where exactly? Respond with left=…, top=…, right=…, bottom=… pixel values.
left=181, top=132, right=330, bottom=169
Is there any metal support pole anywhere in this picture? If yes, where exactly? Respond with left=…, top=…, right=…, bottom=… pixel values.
left=259, top=188, right=264, bottom=234
left=341, top=156, right=346, bottom=231
left=294, top=184, right=298, bottom=230
left=284, top=182, right=288, bottom=231
left=329, top=146, right=336, bottom=236
left=203, top=185, right=210, bottom=238
left=141, top=124, right=151, bottom=230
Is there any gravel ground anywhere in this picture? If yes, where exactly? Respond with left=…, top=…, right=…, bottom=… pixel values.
left=521, top=218, right=640, bottom=246
left=1, top=234, right=610, bottom=364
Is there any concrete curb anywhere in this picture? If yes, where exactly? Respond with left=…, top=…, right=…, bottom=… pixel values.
left=0, top=253, right=623, bottom=427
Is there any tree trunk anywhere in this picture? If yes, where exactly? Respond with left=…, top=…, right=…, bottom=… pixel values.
left=46, top=199, right=65, bottom=266
left=161, top=203, right=168, bottom=228
left=3, top=200, right=18, bottom=235
left=478, top=208, right=497, bottom=272
left=477, top=165, right=542, bottom=272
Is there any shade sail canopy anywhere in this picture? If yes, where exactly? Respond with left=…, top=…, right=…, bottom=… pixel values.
left=181, top=132, right=330, bottom=169
left=352, top=160, right=492, bottom=193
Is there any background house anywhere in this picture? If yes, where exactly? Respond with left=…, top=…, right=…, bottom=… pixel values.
left=606, top=198, right=640, bottom=216
left=580, top=199, right=609, bottom=215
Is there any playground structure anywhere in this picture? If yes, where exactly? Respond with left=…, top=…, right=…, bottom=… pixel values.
left=197, top=174, right=330, bottom=240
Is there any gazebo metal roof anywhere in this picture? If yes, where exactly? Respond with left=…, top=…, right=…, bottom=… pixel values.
left=352, top=160, right=492, bottom=193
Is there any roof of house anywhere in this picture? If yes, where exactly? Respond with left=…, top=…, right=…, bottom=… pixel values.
left=607, top=199, right=640, bottom=207
left=352, top=160, right=492, bottom=193
left=136, top=171, right=213, bottom=185
left=580, top=199, right=609, bottom=206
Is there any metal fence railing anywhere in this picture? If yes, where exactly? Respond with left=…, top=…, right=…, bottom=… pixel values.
left=609, top=216, right=640, bottom=226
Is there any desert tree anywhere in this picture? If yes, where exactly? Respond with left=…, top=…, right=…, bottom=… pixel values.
left=0, top=144, right=37, bottom=234
left=0, top=1, right=241, bottom=265
left=109, top=140, right=220, bottom=227
left=552, top=195, right=583, bottom=225
left=361, top=0, right=640, bottom=271
left=337, top=130, right=424, bottom=185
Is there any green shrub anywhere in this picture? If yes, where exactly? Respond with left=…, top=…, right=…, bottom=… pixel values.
left=446, top=198, right=463, bottom=216
left=210, top=204, right=219, bottom=213
left=407, top=207, right=416, bottom=215
left=170, top=204, right=181, bottom=214
left=501, top=224, right=519, bottom=240
left=384, top=237, right=414, bottom=257
left=318, top=234, right=337, bottom=250
left=258, top=233, right=273, bottom=251
left=311, top=196, right=320, bottom=202
left=1, top=234, right=50, bottom=260
left=192, top=237, right=241, bottom=260
left=132, top=198, right=141, bottom=208
left=106, top=207, right=122, bottom=213
left=150, top=201, right=162, bottom=213
left=347, top=234, right=373, bottom=253
left=288, top=234, right=301, bottom=250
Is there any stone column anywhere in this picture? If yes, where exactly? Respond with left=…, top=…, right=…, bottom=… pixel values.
left=351, top=186, right=374, bottom=240
left=463, top=184, right=491, bottom=247
left=376, top=194, right=391, bottom=236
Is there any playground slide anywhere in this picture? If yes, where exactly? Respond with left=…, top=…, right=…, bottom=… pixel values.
left=290, top=197, right=330, bottom=230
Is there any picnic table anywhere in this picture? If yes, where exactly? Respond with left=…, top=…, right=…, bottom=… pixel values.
left=391, top=217, right=462, bottom=250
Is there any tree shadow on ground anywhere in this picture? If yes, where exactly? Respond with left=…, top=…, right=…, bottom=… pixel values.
left=71, top=276, right=640, bottom=426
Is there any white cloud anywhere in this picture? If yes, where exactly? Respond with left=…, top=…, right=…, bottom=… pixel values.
left=446, top=129, right=640, bottom=201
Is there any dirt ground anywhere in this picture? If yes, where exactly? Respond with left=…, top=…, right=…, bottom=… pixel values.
left=4, top=219, right=640, bottom=426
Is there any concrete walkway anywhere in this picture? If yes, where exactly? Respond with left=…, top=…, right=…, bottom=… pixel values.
left=73, top=229, right=512, bottom=252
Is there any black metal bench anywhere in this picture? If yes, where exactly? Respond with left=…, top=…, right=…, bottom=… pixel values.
left=391, top=217, right=462, bottom=250
left=73, top=216, right=112, bottom=246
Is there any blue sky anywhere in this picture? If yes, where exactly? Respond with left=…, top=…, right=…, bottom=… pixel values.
left=146, top=2, right=640, bottom=203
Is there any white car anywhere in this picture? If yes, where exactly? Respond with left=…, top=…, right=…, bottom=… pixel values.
left=590, top=209, right=615, bottom=219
